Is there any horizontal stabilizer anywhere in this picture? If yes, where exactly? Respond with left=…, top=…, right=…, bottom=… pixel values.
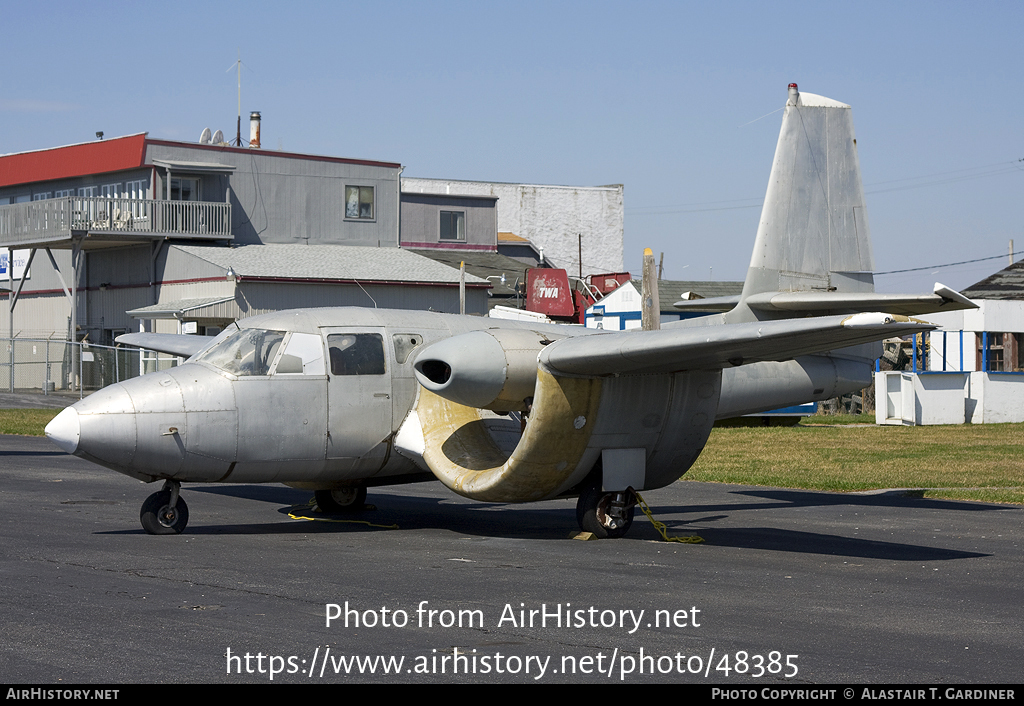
left=116, top=332, right=214, bottom=358
left=540, top=312, right=933, bottom=377
left=743, top=282, right=976, bottom=316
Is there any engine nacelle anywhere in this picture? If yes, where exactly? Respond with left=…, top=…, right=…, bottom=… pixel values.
left=413, top=329, right=550, bottom=412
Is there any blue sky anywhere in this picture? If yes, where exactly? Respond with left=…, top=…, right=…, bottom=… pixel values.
left=3, top=1, right=1021, bottom=292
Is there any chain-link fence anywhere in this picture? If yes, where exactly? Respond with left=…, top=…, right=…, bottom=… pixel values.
left=0, top=338, right=180, bottom=398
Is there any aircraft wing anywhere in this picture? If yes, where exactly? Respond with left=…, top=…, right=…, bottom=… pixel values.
left=540, top=312, right=933, bottom=376
left=115, top=332, right=215, bottom=358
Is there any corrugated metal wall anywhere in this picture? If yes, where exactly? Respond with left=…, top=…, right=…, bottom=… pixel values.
left=148, top=281, right=485, bottom=334
left=400, top=193, right=497, bottom=249
left=146, top=143, right=400, bottom=249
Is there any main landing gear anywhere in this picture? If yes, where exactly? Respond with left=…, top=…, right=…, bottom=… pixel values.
left=575, top=480, right=637, bottom=539
left=315, top=486, right=368, bottom=514
left=140, top=480, right=189, bottom=535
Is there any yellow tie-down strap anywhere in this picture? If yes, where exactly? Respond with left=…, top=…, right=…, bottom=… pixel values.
left=418, top=368, right=603, bottom=503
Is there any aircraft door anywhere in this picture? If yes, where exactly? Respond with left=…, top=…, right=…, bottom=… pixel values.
left=230, top=329, right=328, bottom=480
left=324, top=329, right=394, bottom=474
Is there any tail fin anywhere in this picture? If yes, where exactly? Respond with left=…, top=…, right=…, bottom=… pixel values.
left=739, top=83, right=874, bottom=309
left=675, top=84, right=974, bottom=323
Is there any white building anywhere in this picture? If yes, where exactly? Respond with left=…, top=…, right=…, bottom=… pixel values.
left=402, top=178, right=624, bottom=277
left=876, top=263, right=1024, bottom=425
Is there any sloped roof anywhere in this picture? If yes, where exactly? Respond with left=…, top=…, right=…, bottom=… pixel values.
left=655, top=279, right=744, bottom=300
left=127, top=296, right=236, bottom=319
left=171, top=244, right=489, bottom=286
left=407, top=248, right=531, bottom=297
left=961, top=260, right=1024, bottom=300
left=0, top=134, right=148, bottom=187
left=497, top=232, right=529, bottom=243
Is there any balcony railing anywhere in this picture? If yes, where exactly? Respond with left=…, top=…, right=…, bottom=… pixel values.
left=0, top=196, right=232, bottom=247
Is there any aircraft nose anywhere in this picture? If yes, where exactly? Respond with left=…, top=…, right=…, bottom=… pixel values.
left=67, top=381, right=141, bottom=474
left=45, top=406, right=81, bottom=454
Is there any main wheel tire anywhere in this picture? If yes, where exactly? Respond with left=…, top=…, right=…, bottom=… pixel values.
left=576, top=482, right=635, bottom=539
left=140, top=490, right=189, bottom=535
left=315, top=487, right=368, bottom=514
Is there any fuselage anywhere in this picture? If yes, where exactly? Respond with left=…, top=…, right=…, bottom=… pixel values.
left=45, top=306, right=872, bottom=490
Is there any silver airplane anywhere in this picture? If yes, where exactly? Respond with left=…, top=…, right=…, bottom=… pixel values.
left=44, top=84, right=975, bottom=538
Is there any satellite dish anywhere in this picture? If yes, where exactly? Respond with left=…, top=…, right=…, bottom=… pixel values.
left=199, top=127, right=212, bottom=144
left=212, top=129, right=224, bottom=145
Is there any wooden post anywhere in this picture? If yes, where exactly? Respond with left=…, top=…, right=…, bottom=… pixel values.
left=641, top=248, right=660, bottom=331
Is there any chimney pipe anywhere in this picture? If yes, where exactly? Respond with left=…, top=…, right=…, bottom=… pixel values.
left=249, top=111, right=261, bottom=149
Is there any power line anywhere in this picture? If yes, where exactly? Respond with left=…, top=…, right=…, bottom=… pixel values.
left=875, top=250, right=1024, bottom=275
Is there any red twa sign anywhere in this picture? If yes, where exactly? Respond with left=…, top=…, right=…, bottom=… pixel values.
left=525, top=269, right=575, bottom=317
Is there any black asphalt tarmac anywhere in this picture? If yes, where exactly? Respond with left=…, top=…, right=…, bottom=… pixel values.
left=1, top=433, right=1020, bottom=685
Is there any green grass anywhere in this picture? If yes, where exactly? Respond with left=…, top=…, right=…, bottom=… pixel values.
left=715, top=413, right=875, bottom=428
left=686, top=422, right=1024, bottom=503
left=4, top=408, right=1021, bottom=505
left=0, top=408, right=61, bottom=436
left=799, top=413, right=876, bottom=425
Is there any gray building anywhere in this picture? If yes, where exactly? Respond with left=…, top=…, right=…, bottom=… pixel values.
left=0, top=133, right=486, bottom=344
left=400, top=192, right=498, bottom=252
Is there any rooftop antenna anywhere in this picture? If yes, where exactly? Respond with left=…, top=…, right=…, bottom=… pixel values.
left=227, top=51, right=249, bottom=146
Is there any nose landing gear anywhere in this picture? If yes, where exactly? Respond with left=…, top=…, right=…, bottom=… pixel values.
left=140, top=480, right=189, bottom=535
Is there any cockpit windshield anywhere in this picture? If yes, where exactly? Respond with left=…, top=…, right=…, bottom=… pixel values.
left=196, top=328, right=286, bottom=376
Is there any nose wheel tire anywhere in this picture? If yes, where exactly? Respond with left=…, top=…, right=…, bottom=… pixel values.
left=140, top=489, right=189, bottom=535
left=576, top=482, right=636, bottom=539
left=315, top=487, right=368, bottom=514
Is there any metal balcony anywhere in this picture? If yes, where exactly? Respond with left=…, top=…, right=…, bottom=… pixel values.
left=0, top=196, right=232, bottom=249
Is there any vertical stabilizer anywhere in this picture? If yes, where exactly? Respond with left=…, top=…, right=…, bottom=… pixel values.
left=739, top=84, right=875, bottom=314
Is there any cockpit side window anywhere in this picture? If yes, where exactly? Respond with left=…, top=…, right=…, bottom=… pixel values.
left=327, top=333, right=386, bottom=376
left=272, top=332, right=326, bottom=375
left=196, top=328, right=286, bottom=376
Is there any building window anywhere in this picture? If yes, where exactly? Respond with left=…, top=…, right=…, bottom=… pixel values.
left=345, top=186, right=374, bottom=219
left=978, top=332, right=1023, bottom=372
left=125, top=179, right=147, bottom=200
left=33, top=192, right=52, bottom=201
left=55, top=189, right=74, bottom=198
left=170, top=177, right=199, bottom=201
left=440, top=211, right=465, bottom=241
